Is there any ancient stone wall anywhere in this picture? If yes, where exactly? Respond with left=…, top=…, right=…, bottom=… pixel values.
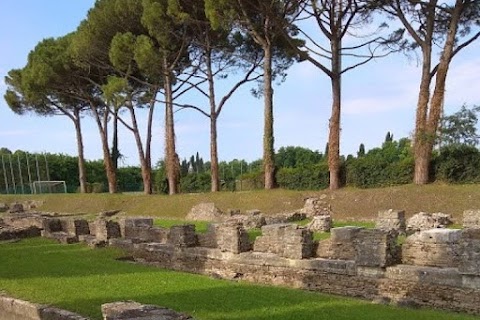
left=3, top=210, right=480, bottom=316
left=117, top=221, right=480, bottom=315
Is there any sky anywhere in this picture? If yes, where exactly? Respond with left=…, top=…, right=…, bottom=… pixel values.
left=0, top=1, right=479, bottom=167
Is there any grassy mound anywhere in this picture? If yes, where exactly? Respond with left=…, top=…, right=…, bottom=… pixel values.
left=1, top=184, right=479, bottom=222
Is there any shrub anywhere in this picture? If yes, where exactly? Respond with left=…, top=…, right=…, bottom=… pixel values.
left=276, top=162, right=330, bottom=190
left=434, top=145, right=480, bottom=183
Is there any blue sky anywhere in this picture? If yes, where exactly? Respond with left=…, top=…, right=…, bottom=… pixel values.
left=1, top=1, right=479, bottom=166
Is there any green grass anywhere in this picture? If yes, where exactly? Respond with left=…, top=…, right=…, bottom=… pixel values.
left=154, top=219, right=210, bottom=233
left=0, top=238, right=476, bottom=320
left=1, top=184, right=479, bottom=222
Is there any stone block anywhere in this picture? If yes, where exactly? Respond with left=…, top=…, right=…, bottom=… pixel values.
left=215, top=222, right=251, bottom=254
left=386, top=264, right=462, bottom=287
left=101, top=301, right=193, bottom=320
left=407, top=212, right=453, bottom=233
left=402, top=230, right=461, bottom=268
left=463, top=210, right=480, bottom=229
left=0, top=203, right=8, bottom=212
left=299, top=197, right=331, bottom=217
left=307, top=215, right=332, bottom=232
left=168, top=225, right=197, bottom=247
left=376, top=209, right=406, bottom=232
left=186, top=202, right=224, bottom=222
left=119, top=218, right=153, bottom=237
left=8, top=202, right=24, bottom=213
left=459, top=229, right=480, bottom=275
left=94, top=219, right=121, bottom=242
left=354, top=229, right=399, bottom=267
left=61, top=219, right=90, bottom=237
left=418, top=228, right=462, bottom=243
left=42, top=218, right=63, bottom=237
left=254, top=223, right=313, bottom=259
left=331, top=226, right=363, bottom=242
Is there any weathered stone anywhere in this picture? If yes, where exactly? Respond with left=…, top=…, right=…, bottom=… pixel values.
left=463, top=210, right=480, bottom=229
left=316, top=227, right=363, bottom=260
left=354, top=229, right=399, bottom=267
left=459, top=228, right=480, bottom=276
left=168, top=225, right=197, bottom=247
left=185, top=203, right=224, bottom=222
left=99, top=209, right=121, bottom=218
left=215, top=222, right=251, bottom=254
left=225, top=213, right=266, bottom=229
left=264, top=212, right=306, bottom=225
left=119, top=218, right=153, bottom=238
left=254, top=224, right=313, bottom=259
left=226, top=208, right=241, bottom=216
left=3, top=213, right=46, bottom=229
left=402, top=229, right=461, bottom=268
left=306, top=215, right=332, bottom=232
left=376, top=209, right=406, bottom=233
left=8, top=202, right=24, bottom=213
left=406, top=212, right=453, bottom=233
left=386, top=264, right=463, bottom=287
left=0, top=225, right=41, bottom=241
left=41, top=218, right=63, bottom=237
left=0, top=203, right=8, bottom=212
left=61, top=219, right=90, bottom=237
left=299, top=197, right=331, bottom=217
left=94, top=219, right=121, bottom=242
left=101, top=301, right=193, bottom=320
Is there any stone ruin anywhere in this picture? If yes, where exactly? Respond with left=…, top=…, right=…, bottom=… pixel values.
left=463, top=209, right=480, bottom=229
left=299, top=196, right=332, bottom=217
left=0, top=295, right=192, bottom=320
left=375, top=209, right=406, bottom=233
left=185, top=197, right=333, bottom=233
left=2, top=207, right=480, bottom=316
left=406, top=212, right=453, bottom=233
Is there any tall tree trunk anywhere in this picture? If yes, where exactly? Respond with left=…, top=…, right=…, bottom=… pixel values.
left=414, top=0, right=462, bottom=185
left=413, top=75, right=432, bottom=185
left=263, top=44, right=275, bottom=190
left=205, top=45, right=220, bottom=192
left=144, top=96, right=156, bottom=194
left=163, top=63, right=178, bottom=195
left=328, top=35, right=342, bottom=190
left=128, top=106, right=152, bottom=195
left=91, top=104, right=117, bottom=193
left=73, top=108, right=87, bottom=193
left=210, top=114, right=220, bottom=192
left=111, top=109, right=120, bottom=171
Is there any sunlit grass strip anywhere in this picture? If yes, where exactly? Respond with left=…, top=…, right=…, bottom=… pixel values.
left=0, top=238, right=477, bottom=320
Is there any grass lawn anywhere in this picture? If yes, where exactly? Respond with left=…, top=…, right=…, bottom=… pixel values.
left=1, top=184, right=480, bottom=222
left=0, top=238, right=477, bottom=320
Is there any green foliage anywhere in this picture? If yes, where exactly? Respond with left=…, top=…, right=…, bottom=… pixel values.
left=347, top=139, right=414, bottom=188
left=275, top=146, right=323, bottom=168
left=276, top=162, right=330, bottom=190
left=180, top=172, right=211, bottom=193
left=434, top=145, right=480, bottom=183
left=439, top=104, right=480, bottom=146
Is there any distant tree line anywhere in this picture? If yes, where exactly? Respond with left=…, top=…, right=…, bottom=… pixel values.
left=2, top=104, right=479, bottom=193
left=4, top=0, right=480, bottom=194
